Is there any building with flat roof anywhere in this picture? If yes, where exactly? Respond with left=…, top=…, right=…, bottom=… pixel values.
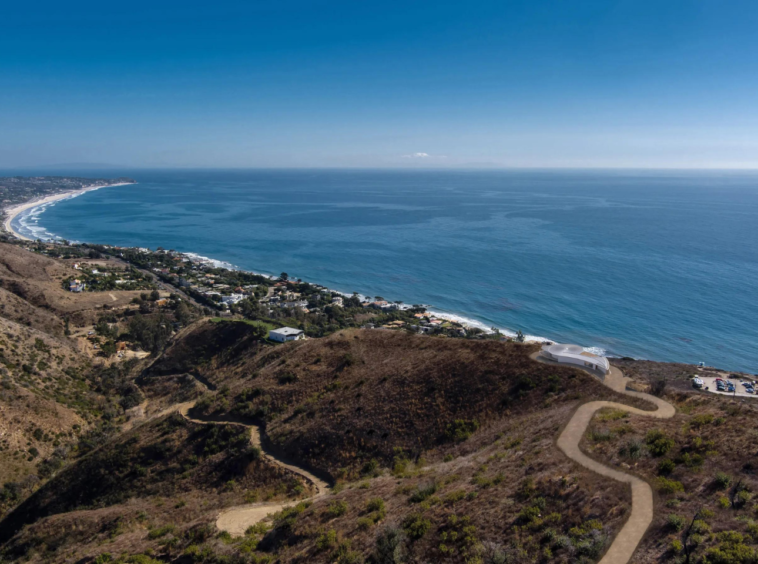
left=269, top=327, right=305, bottom=343
left=541, top=343, right=610, bottom=374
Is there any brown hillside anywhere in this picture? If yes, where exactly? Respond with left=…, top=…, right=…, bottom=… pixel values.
left=148, top=322, right=651, bottom=479
left=0, top=242, right=143, bottom=318
left=0, top=317, right=90, bottom=485
left=0, top=412, right=313, bottom=551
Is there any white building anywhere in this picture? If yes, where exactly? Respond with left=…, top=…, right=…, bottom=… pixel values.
left=269, top=327, right=305, bottom=343
left=541, top=343, right=610, bottom=374
left=221, top=293, right=244, bottom=305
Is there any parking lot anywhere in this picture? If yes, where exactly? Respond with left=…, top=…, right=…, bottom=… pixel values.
left=695, top=374, right=758, bottom=398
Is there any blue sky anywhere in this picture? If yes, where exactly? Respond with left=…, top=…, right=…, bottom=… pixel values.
left=1, top=0, right=757, bottom=168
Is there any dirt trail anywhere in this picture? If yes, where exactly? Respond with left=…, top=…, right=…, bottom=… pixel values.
left=179, top=403, right=330, bottom=536
left=532, top=352, right=675, bottom=564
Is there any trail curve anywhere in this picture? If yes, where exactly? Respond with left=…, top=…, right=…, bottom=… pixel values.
left=532, top=352, right=675, bottom=564
left=179, top=403, right=330, bottom=536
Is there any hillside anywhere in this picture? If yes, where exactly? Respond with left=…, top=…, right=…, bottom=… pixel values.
left=5, top=323, right=643, bottom=564
left=3, top=242, right=758, bottom=563
left=0, top=242, right=202, bottom=526
left=0, top=412, right=314, bottom=560
left=146, top=322, right=651, bottom=480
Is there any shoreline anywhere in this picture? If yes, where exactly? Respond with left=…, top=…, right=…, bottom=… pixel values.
left=1, top=183, right=597, bottom=353
left=2, top=182, right=135, bottom=241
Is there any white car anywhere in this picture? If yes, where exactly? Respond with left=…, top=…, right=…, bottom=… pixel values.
left=692, top=378, right=704, bottom=389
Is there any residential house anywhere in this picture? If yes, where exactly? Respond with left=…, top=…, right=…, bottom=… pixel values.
left=269, top=327, right=305, bottom=343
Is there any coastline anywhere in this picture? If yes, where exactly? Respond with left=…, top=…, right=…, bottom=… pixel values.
left=0, top=183, right=597, bottom=353
left=2, top=182, right=135, bottom=241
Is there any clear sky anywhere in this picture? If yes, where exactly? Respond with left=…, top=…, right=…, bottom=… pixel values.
left=2, top=0, right=757, bottom=169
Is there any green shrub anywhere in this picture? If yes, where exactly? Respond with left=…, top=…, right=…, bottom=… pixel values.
left=274, top=501, right=310, bottom=531
left=670, top=539, right=683, bottom=553
left=597, top=408, right=629, bottom=422
left=620, top=439, right=643, bottom=460
left=719, top=497, right=731, bottom=509
left=357, top=517, right=374, bottom=530
left=316, top=529, right=338, bottom=551
left=366, top=498, right=385, bottom=512
left=589, top=429, right=614, bottom=442
left=656, top=477, right=685, bottom=494
left=147, top=525, right=176, bottom=539
left=402, top=513, right=431, bottom=540
left=657, top=459, right=675, bottom=475
left=361, top=458, right=380, bottom=476
left=691, top=414, right=714, bottom=428
left=445, top=419, right=480, bottom=442
left=326, top=500, right=348, bottom=518
left=444, top=489, right=467, bottom=504
left=736, top=490, right=753, bottom=508
left=409, top=482, right=437, bottom=503
left=665, top=514, right=686, bottom=532
left=646, top=429, right=675, bottom=457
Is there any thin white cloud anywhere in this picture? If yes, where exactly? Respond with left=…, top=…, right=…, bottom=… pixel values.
left=402, top=152, right=430, bottom=158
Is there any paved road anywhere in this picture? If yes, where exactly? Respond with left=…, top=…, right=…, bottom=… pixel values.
left=108, top=255, right=205, bottom=308
left=532, top=353, right=676, bottom=564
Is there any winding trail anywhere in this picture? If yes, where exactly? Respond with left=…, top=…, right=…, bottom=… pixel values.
left=532, top=352, right=676, bottom=564
left=179, top=403, right=330, bottom=536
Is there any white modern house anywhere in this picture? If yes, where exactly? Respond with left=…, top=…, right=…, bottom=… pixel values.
left=269, top=327, right=305, bottom=343
left=221, top=293, right=244, bottom=305
left=540, top=343, right=610, bottom=374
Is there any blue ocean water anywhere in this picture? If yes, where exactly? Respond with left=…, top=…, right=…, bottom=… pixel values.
left=13, top=169, right=758, bottom=372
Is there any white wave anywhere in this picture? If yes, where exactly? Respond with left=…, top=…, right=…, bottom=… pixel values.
left=181, top=252, right=240, bottom=272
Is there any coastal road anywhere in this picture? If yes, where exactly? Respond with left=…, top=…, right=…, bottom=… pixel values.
left=532, top=353, right=676, bottom=564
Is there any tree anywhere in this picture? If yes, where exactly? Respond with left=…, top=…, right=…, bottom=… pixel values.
left=101, top=340, right=117, bottom=358
left=250, top=323, right=268, bottom=340
left=128, top=314, right=172, bottom=354
left=174, top=301, right=192, bottom=325
left=150, top=290, right=160, bottom=302
left=95, top=318, right=118, bottom=339
left=280, top=272, right=289, bottom=281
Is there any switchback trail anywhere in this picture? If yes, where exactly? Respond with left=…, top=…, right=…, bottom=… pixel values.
left=532, top=352, right=676, bottom=564
left=179, top=403, right=330, bottom=536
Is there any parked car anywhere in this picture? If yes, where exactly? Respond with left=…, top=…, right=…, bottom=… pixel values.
left=716, top=382, right=726, bottom=391
left=727, top=383, right=736, bottom=392
left=692, top=378, right=704, bottom=389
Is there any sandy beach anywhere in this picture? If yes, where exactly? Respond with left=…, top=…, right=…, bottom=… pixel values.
left=2, top=182, right=134, bottom=241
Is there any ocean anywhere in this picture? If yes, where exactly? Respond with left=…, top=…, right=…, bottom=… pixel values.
left=11, top=168, right=758, bottom=372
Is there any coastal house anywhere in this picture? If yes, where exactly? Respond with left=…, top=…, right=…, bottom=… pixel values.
left=221, top=294, right=244, bottom=305
left=69, top=280, right=86, bottom=293
left=540, top=343, right=610, bottom=375
left=281, top=300, right=308, bottom=309
left=269, top=327, right=305, bottom=343
left=331, top=296, right=343, bottom=306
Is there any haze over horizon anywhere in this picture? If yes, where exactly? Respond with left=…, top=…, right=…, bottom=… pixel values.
left=2, top=1, right=757, bottom=169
